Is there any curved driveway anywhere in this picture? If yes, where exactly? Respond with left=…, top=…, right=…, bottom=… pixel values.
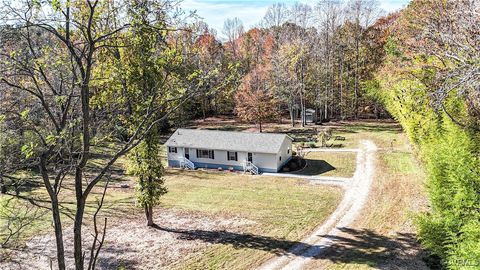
left=259, top=140, right=377, bottom=270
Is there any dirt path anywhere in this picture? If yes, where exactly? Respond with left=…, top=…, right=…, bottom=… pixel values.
left=259, top=140, right=377, bottom=270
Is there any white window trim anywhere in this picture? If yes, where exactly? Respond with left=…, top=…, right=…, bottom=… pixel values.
left=197, top=149, right=214, bottom=159
left=227, top=151, right=238, bottom=161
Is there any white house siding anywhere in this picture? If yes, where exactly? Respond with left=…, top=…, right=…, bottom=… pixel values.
left=167, top=146, right=281, bottom=173
left=249, top=152, right=278, bottom=172
left=188, top=149, right=247, bottom=170
left=276, top=137, right=293, bottom=169
left=166, top=147, right=184, bottom=161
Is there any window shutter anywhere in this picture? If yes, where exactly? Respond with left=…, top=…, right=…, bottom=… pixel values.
left=196, top=149, right=199, bottom=157
left=211, top=150, right=215, bottom=159
left=235, top=152, right=238, bottom=161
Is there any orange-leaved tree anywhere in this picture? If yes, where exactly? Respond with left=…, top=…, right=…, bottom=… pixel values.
left=235, top=66, right=279, bottom=132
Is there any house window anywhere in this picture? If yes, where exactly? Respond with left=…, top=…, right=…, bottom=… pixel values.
left=227, top=151, right=238, bottom=161
left=196, top=149, right=214, bottom=159
left=279, top=156, right=282, bottom=161
left=168, top=147, right=177, bottom=153
left=287, top=148, right=290, bottom=154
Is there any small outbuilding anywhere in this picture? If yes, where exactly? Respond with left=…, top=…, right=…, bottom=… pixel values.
left=165, top=129, right=293, bottom=174
left=305, top=108, right=317, bottom=123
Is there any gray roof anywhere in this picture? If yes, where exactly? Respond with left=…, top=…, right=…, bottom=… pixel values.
left=165, top=129, right=291, bottom=154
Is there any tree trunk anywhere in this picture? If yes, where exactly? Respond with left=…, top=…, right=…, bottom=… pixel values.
left=354, top=34, right=360, bottom=119
left=0, top=175, right=6, bottom=194
left=339, top=48, right=344, bottom=119
left=318, top=100, right=323, bottom=124
left=202, top=97, right=207, bottom=121
left=290, top=106, right=295, bottom=127
left=324, top=101, right=328, bottom=121
left=145, top=205, right=154, bottom=226
left=40, top=156, right=66, bottom=270
left=52, top=197, right=66, bottom=270
left=300, top=94, right=305, bottom=128
left=74, top=194, right=86, bottom=270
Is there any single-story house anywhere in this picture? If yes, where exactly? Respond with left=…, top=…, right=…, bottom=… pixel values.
left=165, top=129, right=293, bottom=174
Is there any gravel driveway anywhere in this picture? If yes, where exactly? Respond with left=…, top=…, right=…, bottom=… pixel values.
left=259, top=140, right=377, bottom=270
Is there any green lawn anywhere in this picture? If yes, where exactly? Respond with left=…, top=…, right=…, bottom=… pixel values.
left=2, top=120, right=423, bottom=270
left=162, top=170, right=343, bottom=269
left=1, top=166, right=342, bottom=270
left=292, top=151, right=357, bottom=178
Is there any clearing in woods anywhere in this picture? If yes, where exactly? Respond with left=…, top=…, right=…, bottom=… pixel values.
left=0, top=119, right=428, bottom=269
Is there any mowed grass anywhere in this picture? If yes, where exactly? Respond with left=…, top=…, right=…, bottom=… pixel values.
left=296, top=152, right=357, bottom=178
left=2, top=120, right=424, bottom=270
left=162, top=170, right=343, bottom=269
left=1, top=165, right=342, bottom=270
left=318, top=151, right=427, bottom=270
left=299, top=121, right=428, bottom=270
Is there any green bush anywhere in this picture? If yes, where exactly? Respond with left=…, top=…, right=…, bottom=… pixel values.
left=376, top=43, right=480, bottom=267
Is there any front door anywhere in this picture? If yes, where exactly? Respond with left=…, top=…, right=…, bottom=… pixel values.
left=247, top=152, right=253, bottom=162
left=185, top=148, right=190, bottom=159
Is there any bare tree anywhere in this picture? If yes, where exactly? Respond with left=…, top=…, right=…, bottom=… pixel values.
left=0, top=1, right=194, bottom=269
left=409, top=0, right=480, bottom=130
left=263, top=3, right=289, bottom=28
left=222, top=17, right=244, bottom=57
left=346, top=0, right=382, bottom=118
left=315, top=0, right=344, bottom=121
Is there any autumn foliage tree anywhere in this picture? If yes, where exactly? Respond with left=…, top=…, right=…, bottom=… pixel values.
left=235, top=67, right=279, bottom=132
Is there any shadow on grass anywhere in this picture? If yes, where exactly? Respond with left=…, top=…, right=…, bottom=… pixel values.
left=288, top=160, right=336, bottom=176
left=335, top=123, right=403, bottom=134
left=96, top=245, right=140, bottom=270
left=152, top=225, right=306, bottom=256
left=151, top=225, right=425, bottom=269
left=316, top=227, right=429, bottom=269
left=203, top=125, right=249, bottom=132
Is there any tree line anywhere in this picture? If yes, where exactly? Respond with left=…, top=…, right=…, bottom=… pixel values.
left=181, top=0, right=389, bottom=130
left=0, top=0, right=391, bottom=267
left=0, top=0, right=477, bottom=269
left=372, top=0, right=479, bottom=268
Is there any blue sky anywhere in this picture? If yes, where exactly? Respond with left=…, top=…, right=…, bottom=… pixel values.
left=180, top=0, right=411, bottom=36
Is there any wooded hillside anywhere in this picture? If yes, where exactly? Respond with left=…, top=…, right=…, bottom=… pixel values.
left=0, top=0, right=478, bottom=269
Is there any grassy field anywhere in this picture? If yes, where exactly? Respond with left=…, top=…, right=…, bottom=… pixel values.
left=300, top=121, right=429, bottom=270
left=0, top=159, right=342, bottom=269
left=294, top=151, right=357, bottom=178
left=162, top=170, right=342, bottom=269
left=1, top=119, right=428, bottom=270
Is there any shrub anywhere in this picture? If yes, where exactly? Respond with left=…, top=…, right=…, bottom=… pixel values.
left=290, top=162, right=298, bottom=170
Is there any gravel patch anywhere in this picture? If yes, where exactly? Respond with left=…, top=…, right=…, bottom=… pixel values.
left=0, top=209, right=254, bottom=270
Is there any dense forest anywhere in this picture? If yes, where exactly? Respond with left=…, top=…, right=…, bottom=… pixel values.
left=374, top=1, right=480, bottom=268
left=0, top=0, right=478, bottom=269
